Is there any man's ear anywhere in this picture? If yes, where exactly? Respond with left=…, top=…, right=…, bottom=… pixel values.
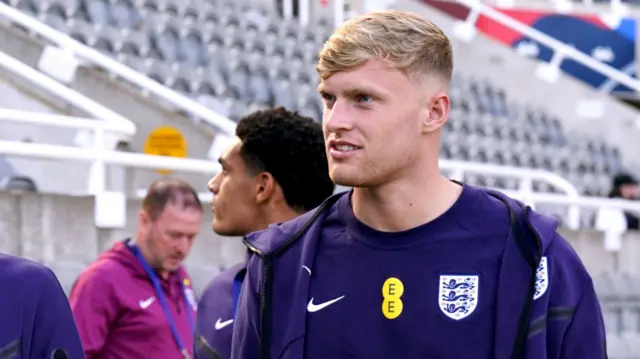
left=138, top=210, right=151, bottom=235
left=255, top=172, right=276, bottom=204
left=421, top=92, right=450, bottom=134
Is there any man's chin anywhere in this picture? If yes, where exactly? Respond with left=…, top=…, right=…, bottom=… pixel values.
left=164, top=259, right=183, bottom=271
left=330, top=171, right=367, bottom=188
left=213, top=223, right=245, bottom=237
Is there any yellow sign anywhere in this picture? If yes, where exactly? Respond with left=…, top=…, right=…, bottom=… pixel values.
left=144, top=126, right=187, bottom=175
left=382, top=277, right=404, bottom=319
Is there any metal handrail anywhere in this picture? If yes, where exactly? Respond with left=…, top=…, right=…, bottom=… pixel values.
left=0, top=2, right=236, bottom=136
left=455, top=0, right=640, bottom=92
left=0, top=51, right=135, bottom=142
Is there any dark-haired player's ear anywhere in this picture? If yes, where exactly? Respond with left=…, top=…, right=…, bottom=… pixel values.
left=255, top=172, right=275, bottom=204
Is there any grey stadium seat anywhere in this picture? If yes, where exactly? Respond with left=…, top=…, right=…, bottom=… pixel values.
left=6, top=0, right=631, bottom=228
left=81, top=0, right=110, bottom=25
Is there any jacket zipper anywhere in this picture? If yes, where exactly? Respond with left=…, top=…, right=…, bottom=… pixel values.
left=242, top=238, right=270, bottom=359
left=259, top=260, right=271, bottom=359
left=511, top=206, right=542, bottom=359
left=242, top=194, right=350, bottom=359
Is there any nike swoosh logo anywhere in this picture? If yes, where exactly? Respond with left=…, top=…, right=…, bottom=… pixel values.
left=214, top=318, right=234, bottom=330
left=139, top=296, right=155, bottom=309
left=307, top=295, right=345, bottom=312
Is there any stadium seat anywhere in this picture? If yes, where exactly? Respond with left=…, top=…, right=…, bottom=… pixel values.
left=3, top=0, right=631, bottom=224
left=0, top=175, right=38, bottom=192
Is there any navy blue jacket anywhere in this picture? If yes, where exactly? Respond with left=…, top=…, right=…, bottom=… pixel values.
left=0, top=254, right=85, bottom=358
left=195, top=263, right=246, bottom=359
left=231, top=189, right=606, bottom=359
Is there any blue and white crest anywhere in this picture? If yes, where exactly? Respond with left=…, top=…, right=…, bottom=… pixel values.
left=533, top=257, right=549, bottom=300
left=438, top=275, right=479, bottom=320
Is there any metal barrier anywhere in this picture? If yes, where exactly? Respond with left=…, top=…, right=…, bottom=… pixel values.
left=0, top=51, right=135, bottom=146
left=0, top=2, right=236, bottom=137
left=0, top=110, right=218, bottom=228
left=485, top=0, right=629, bottom=14
left=2, top=110, right=640, bottom=230
left=0, top=110, right=219, bottom=197
left=442, top=159, right=582, bottom=228
left=453, top=0, right=640, bottom=91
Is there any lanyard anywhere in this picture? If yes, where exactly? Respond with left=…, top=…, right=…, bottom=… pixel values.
left=130, top=245, right=194, bottom=359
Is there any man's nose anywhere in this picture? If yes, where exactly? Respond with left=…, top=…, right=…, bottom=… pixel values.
left=325, top=100, right=353, bottom=133
left=174, top=242, right=188, bottom=258
left=208, top=174, right=220, bottom=194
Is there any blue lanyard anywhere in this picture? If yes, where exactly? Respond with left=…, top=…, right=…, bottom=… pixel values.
left=130, top=245, right=194, bottom=359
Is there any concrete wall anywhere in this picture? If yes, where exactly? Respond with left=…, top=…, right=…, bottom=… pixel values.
left=0, top=191, right=245, bottom=295
left=0, top=191, right=638, bottom=295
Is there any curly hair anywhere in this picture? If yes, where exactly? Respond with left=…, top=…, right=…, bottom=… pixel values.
left=235, top=107, right=334, bottom=212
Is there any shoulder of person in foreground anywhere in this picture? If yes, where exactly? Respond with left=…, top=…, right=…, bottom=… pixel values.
left=68, top=257, right=123, bottom=358
left=195, top=263, right=246, bottom=359
left=0, top=254, right=84, bottom=359
left=488, top=189, right=606, bottom=358
left=524, top=207, right=606, bottom=357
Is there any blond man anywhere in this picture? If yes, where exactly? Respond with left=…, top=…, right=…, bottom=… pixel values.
left=230, top=10, right=606, bottom=359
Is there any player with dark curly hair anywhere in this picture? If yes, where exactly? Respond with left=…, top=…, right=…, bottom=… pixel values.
left=194, top=107, right=335, bottom=359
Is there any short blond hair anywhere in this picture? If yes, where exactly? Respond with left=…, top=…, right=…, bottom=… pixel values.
left=317, top=10, right=453, bottom=82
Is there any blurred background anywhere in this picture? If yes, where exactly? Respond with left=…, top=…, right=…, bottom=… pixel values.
left=0, top=0, right=640, bottom=357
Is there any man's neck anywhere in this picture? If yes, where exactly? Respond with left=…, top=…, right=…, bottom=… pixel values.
left=256, top=205, right=302, bottom=230
left=351, top=172, right=462, bottom=232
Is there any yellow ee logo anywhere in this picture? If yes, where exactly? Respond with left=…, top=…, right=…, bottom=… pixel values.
left=382, top=277, right=404, bottom=319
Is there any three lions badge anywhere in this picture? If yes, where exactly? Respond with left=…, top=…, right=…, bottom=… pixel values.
left=438, top=275, right=479, bottom=320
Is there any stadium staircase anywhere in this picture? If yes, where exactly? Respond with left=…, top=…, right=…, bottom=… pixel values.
left=0, top=70, right=95, bottom=193
left=0, top=1, right=225, bottom=195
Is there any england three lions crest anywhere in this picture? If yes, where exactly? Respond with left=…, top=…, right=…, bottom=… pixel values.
left=438, top=275, right=479, bottom=320
left=533, top=257, right=549, bottom=300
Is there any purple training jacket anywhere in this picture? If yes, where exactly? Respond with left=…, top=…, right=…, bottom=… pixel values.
left=231, top=185, right=606, bottom=359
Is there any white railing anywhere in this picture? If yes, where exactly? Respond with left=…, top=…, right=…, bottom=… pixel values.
left=441, top=158, right=582, bottom=228
left=490, top=0, right=630, bottom=14
left=453, top=0, right=640, bottom=92
left=0, top=136, right=219, bottom=228
left=0, top=109, right=133, bottom=134
left=0, top=2, right=236, bottom=137
left=0, top=111, right=219, bottom=198
left=0, top=51, right=136, bottom=146
left=2, top=112, right=640, bottom=230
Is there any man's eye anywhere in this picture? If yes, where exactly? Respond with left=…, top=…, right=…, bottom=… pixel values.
left=358, top=95, right=373, bottom=103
